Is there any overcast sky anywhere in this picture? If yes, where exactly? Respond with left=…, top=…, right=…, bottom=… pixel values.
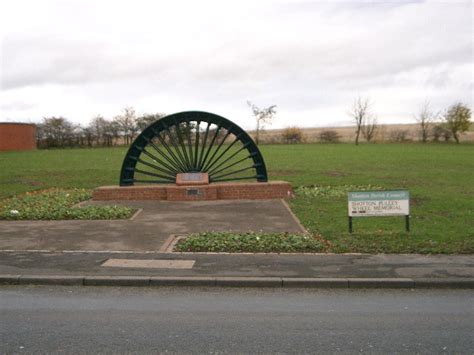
left=0, top=0, right=472, bottom=130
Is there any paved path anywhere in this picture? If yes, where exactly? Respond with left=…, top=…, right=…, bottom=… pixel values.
left=1, top=199, right=473, bottom=287
left=1, top=251, right=473, bottom=282
left=1, top=286, right=473, bottom=354
left=0, top=200, right=303, bottom=252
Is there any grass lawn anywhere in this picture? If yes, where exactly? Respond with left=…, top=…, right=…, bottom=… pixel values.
left=0, top=144, right=473, bottom=253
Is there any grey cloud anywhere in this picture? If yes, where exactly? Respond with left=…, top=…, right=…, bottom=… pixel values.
left=0, top=0, right=472, bottom=126
left=0, top=100, right=37, bottom=110
left=1, top=35, right=175, bottom=89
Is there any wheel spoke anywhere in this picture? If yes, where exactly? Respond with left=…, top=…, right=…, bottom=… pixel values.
left=137, top=158, right=176, bottom=179
left=211, top=175, right=257, bottom=183
left=211, top=165, right=256, bottom=181
left=173, top=119, right=192, bottom=171
left=202, top=130, right=232, bottom=171
left=154, top=127, right=188, bottom=172
left=148, top=134, right=185, bottom=173
left=142, top=141, right=179, bottom=174
left=164, top=123, right=190, bottom=171
left=199, top=123, right=222, bottom=170
left=205, top=136, right=242, bottom=173
left=133, top=179, right=172, bottom=184
left=134, top=168, right=176, bottom=182
left=207, top=145, right=250, bottom=175
left=185, top=120, right=194, bottom=170
left=194, top=121, right=201, bottom=170
left=197, top=122, right=211, bottom=169
left=208, top=154, right=250, bottom=177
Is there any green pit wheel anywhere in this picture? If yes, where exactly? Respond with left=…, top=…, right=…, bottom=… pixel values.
left=120, top=111, right=268, bottom=186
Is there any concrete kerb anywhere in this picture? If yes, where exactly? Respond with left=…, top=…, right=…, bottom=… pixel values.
left=150, top=276, right=216, bottom=287
left=84, top=276, right=150, bottom=286
left=348, top=278, right=415, bottom=289
left=19, top=275, right=84, bottom=286
left=1, top=275, right=473, bottom=289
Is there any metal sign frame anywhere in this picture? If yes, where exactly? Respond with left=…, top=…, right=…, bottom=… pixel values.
left=348, top=190, right=410, bottom=233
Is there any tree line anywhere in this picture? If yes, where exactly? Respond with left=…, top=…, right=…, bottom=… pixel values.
left=249, top=99, right=472, bottom=145
left=36, top=107, right=164, bottom=148
left=35, top=100, right=471, bottom=148
left=349, top=98, right=471, bottom=145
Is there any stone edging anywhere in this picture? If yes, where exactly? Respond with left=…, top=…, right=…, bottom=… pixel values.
left=1, top=275, right=473, bottom=289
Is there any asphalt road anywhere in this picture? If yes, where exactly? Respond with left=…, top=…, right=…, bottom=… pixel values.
left=1, top=286, right=473, bottom=354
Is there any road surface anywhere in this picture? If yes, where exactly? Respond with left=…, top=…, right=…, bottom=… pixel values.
left=1, top=286, right=473, bottom=353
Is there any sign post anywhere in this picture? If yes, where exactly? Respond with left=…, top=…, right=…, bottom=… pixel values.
left=348, top=190, right=410, bottom=233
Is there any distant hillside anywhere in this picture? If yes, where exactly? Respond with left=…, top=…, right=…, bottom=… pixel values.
left=250, top=123, right=474, bottom=143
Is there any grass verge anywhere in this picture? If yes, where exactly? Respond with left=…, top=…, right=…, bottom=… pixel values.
left=0, top=188, right=134, bottom=220
left=0, top=144, right=473, bottom=252
left=175, top=231, right=329, bottom=253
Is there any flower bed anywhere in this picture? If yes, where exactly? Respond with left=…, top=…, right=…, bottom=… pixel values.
left=0, top=189, right=133, bottom=220
left=175, top=231, right=329, bottom=253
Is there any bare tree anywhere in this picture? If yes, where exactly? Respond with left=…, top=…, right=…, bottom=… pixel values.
left=80, top=127, right=94, bottom=147
left=89, top=115, right=107, bottom=146
left=348, top=97, right=372, bottom=145
left=247, top=101, right=277, bottom=145
left=40, top=116, right=75, bottom=148
left=106, top=120, right=121, bottom=146
left=136, top=113, right=166, bottom=132
left=415, top=101, right=437, bottom=143
left=361, top=116, right=378, bottom=143
left=115, top=107, right=138, bottom=145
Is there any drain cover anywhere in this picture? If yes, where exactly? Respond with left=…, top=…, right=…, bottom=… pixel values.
left=102, top=259, right=195, bottom=269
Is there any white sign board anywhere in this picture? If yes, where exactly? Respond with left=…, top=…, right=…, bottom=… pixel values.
left=348, top=190, right=409, bottom=217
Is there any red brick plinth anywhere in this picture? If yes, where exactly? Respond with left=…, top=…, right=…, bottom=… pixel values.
left=93, top=181, right=293, bottom=201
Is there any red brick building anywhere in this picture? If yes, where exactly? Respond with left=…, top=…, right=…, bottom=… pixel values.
left=0, top=123, right=37, bottom=151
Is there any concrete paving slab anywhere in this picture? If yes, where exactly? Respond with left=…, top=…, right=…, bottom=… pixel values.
left=0, top=199, right=304, bottom=252
left=102, top=258, right=195, bottom=269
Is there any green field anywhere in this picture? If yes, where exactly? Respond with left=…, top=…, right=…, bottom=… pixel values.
left=1, top=144, right=473, bottom=253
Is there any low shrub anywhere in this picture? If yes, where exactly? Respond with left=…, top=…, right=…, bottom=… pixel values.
left=432, top=125, right=452, bottom=142
left=295, top=184, right=383, bottom=198
left=0, top=188, right=133, bottom=220
left=318, top=130, right=341, bottom=143
left=175, top=231, right=329, bottom=253
left=281, top=127, right=304, bottom=144
left=389, top=129, right=411, bottom=142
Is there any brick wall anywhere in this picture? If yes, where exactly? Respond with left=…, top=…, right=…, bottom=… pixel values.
left=93, top=181, right=293, bottom=201
left=0, top=123, right=36, bottom=151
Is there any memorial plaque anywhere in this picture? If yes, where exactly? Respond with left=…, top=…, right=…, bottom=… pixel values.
left=186, top=188, right=202, bottom=196
left=182, top=173, right=205, bottom=182
left=176, top=172, right=209, bottom=186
